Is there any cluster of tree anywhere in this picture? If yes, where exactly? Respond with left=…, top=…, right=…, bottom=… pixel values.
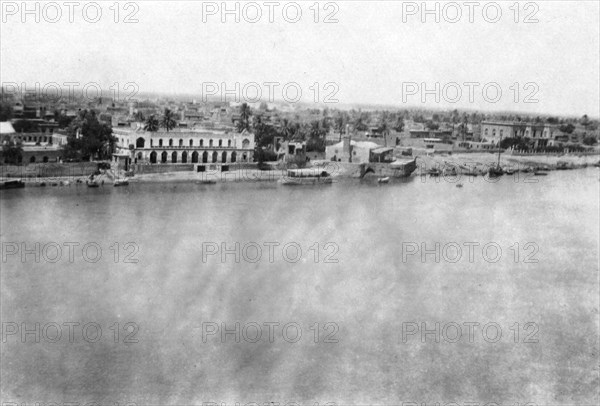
left=500, top=137, right=532, bottom=151
left=62, top=110, right=116, bottom=161
left=0, top=102, right=13, bottom=121
left=2, top=139, right=23, bottom=164
left=143, top=108, right=177, bottom=132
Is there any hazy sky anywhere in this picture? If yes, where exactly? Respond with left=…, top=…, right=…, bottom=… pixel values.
left=1, top=0, right=599, bottom=116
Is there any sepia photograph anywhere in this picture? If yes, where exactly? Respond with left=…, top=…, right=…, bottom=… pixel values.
left=0, top=1, right=599, bottom=405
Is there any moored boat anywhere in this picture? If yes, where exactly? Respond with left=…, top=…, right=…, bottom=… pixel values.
left=0, top=179, right=25, bottom=190
left=114, top=179, right=129, bottom=187
left=488, top=166, right=504, bottom=178
left=279, top=168, right=333, bottom=185
left=377, top=177, right=390, bottom=184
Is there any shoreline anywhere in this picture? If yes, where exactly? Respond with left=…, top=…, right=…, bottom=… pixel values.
left=2, top=152, right=599, bottom=187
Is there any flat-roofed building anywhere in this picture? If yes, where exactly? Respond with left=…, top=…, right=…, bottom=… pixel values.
left=113, top=127, right=255, bottom=165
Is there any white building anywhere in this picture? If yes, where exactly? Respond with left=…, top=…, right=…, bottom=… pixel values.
left=113, top=126, right=255, bottom=165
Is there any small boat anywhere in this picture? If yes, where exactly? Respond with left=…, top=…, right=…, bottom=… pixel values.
left=114, top=179, right=129, bottom=187
left=279, top=169, right=333, bottom=185
left=504, top=168, right=516, bottom=175
left=197, top=180, right=217, bottom=185
left=488, top=137, right=505, bottom=178
left=377, top=177, right=390, bottom=184
left=86, top=179, right=100, bottom=188
left=488, top=166, right=504, bottom=178
left=534, top=172, right=548, bottom=176
left=428, top=168, right=441, bottom=177
left=0, top=180, right=25, bottom=190
left=456, top=184, right=463, bottom=188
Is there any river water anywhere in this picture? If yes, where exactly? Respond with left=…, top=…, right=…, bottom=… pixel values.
left=1, top=169, right=599, bottom=405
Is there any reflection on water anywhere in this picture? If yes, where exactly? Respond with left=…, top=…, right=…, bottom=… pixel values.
left=1, top=169, right=599, bottom=404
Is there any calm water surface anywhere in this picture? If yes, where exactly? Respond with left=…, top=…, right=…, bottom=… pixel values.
left=1, top=169, right=599, bottom=404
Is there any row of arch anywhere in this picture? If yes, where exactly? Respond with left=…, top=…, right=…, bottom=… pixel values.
left=29, top=156, right=50, bottom=163
left=147, top=150, right=240, bottom=164
left=136, top=137, right=249, bottom=149
left=15, top=135, right=53, bottom=143
left=6, top=156, right=52, bottom=164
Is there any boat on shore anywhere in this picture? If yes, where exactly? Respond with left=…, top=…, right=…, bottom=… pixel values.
left=488, top=166, right=504, bottom=177
left=377, top=177, right=390, bottom=184
left=0, top=179, right=25, bottom=190
left=279, top=169, right=333, bottom=185
left=197, top=180, right=217, bottom=185
left=114, top=179, right=129, bottom=187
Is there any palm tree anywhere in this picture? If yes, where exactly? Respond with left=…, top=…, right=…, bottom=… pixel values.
left=144, top=115, right=159, bottom=132
left=239, top=103, right=252, bottom=132
left=279, top=118, right=293, bottom=140
left=161, top=108, right=177, bottom=132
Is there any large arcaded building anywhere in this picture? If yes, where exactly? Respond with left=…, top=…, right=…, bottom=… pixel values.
left=113, top=125, right=255, bottom=165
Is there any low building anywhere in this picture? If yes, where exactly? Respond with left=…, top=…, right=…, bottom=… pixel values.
left=326, top=137, right=379, bottom=163
left=276, top=140, right=307, bottom=163
left=480, top=121, right=556, bottom=148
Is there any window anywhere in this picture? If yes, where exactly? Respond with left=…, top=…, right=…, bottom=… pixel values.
left=219, top=139, right=222, bottom=147
left=200, top=139, right=204, bottom=147
left=484, top=129, right=488, bottom=136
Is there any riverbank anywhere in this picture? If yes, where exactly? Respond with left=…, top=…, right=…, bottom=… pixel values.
left=2, top=152, right=598, bottom=188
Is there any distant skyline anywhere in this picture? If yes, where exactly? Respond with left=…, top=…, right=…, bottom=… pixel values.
left=1, top=1, right=599, bottom=117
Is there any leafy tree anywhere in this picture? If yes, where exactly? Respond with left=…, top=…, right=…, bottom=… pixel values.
left=2, top=139, right=23, bottom=164
left=582, top=136, right=598, bottom=146
left=161, top=108, right=177, bottom=132
left=134, top=111, right=145, bottom=122
left=144, top=115, right=159, bottom=132
left=500, top=137, right=530, bottom=151
left=11, top=119, right=36, bottom=133
left=580, top=114, right=590, bottom=129
left=559, top=123, right=576, bottom=134
left=425, top=120, right=439, bottom=130
left=64, top=110, right=116, bottom=161
left=54, top=111, right=74, bottom=128
left=237, top=103, right=252, bottom=133
left=0, top=102, right=13, bottom=121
